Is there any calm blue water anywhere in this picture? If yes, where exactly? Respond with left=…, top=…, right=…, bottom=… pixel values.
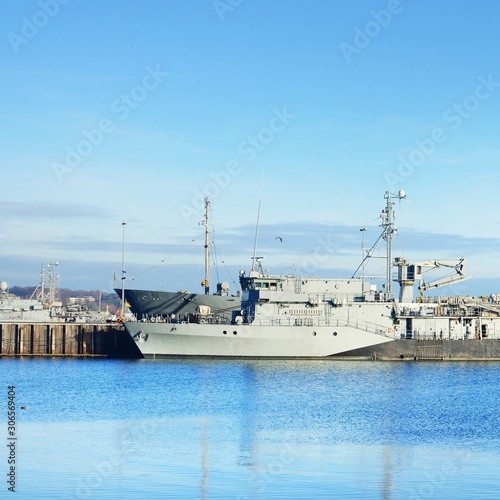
left=0, top=358, right=499, bottom=499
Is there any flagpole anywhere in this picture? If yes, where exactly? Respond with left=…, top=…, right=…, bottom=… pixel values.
left=120, top=221, right=126, bottom=321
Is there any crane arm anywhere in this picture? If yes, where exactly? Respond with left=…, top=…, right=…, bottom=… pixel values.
left=418, top=257, right=469, bottom=293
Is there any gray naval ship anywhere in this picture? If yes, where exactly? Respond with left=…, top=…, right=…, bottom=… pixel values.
left=118, top=197, right=242, bottom=321
left=124, top=191, right=500, bottom=360
left=1, top=262, right=105, bottom=323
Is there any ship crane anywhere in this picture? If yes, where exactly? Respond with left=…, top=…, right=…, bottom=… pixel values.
left=395, top=257, right=470, bottom=302
left=418, top=258, right=468, bottom=294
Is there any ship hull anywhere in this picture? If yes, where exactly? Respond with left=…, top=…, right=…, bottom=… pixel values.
left=120, top=289, right=241, bottom=320
left=330, top=338, right=500, bottom=361
left=124, top=321, right=394, bottom=358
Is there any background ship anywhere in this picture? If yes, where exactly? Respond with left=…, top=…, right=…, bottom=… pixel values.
left=119, top=198, right=242, bottom=321
left=1, top=262, right=113, bottom=323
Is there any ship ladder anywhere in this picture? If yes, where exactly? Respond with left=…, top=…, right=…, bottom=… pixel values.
left=414, top=339, right=444, bottom=361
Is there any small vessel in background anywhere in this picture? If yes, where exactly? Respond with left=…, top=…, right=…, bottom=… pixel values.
left=1, top=262, right=111, bottom=323
left=0, top=283, right=57, bottom=323
left=120, top=197, right=242, bottom=321
left=0, top=262, right=63, bottom=322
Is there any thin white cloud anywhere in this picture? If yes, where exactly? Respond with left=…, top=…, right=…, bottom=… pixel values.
left=0, top=201, right=113, bottom=219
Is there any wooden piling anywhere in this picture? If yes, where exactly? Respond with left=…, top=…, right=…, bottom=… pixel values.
left=0, top=322, right=141, bottom=358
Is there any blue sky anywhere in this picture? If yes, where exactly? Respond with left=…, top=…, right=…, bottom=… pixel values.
left=1, top=0, right=500, bottom=297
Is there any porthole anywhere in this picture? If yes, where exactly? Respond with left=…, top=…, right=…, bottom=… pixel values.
left=312, top=331, right=317, bottom=336
left=333, top=332, right=338, bottom=336
left=233, top=331, right=237, bottom=335
left=223, top=330, right=227, bottom=335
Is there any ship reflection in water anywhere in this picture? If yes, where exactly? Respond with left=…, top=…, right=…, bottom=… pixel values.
left=5, top=357, right=500, bottom=499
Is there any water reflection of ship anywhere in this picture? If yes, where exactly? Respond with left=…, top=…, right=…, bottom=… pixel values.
left=197, top=362, right=257, bottom=499
left=120, top=197, right=242, bottom=321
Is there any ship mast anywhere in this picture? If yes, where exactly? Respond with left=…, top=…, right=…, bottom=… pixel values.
left=39, top=263, right=45, bottom=302
left=381, top=190, right=406, bottom=297
left=250, top=200, right=261, bottom=276
left=200, top=197, right=211, bottom=295
left=30, top=263, right=46, bottom=302
left=47, top=261, right=60, bottom=304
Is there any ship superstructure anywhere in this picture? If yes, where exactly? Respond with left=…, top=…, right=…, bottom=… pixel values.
left=119, top=197, right=241, bottom=321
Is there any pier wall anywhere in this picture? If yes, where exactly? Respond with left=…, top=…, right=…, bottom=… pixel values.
left=0, top=323, right=141, bottom=357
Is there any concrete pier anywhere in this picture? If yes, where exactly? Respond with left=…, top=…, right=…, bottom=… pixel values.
left=0, top=323, right=141, bottom=357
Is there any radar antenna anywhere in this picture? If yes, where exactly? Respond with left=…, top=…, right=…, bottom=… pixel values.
left=351, top=190, right=406, bottom=299
left=382, top=190, right=406, bottom=297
